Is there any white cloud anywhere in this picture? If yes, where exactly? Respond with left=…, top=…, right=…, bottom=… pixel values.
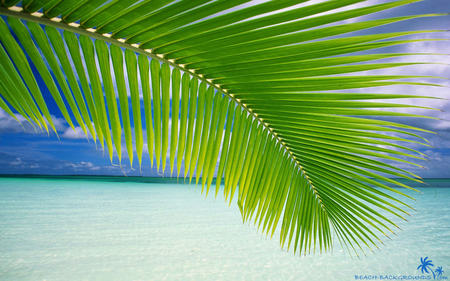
left=0, top=109, right=67, bottom=134
left=103, top=165, right=120, bottom=170
left=61, top=125, right=95, bottom=140
left=0, top=109, right=34, bottom=133
left=46, top=115, right=67, bottom=132
left=10, top=157, right=22, bottom=166
left=64, top=161, right=101, bottom=171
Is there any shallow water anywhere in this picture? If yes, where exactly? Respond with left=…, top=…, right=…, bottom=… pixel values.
left=0, top=177, right=449, bottom=280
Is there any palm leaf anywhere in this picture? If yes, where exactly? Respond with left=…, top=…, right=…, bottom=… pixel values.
left=0, top=0, right=446, bottom=257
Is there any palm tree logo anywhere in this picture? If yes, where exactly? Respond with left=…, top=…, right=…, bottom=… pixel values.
left=435, top=267, right=444, bottom=279
left=418, top=257, right=436, bottom=279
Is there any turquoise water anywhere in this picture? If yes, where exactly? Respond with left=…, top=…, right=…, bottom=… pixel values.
left=0, top=177, right=449, bottom=280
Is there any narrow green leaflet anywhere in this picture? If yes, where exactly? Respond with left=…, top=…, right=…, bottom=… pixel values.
left=160, top=63, right=170, bottom=174
left=125, top=49, right=144, bottom=170
left=215, top=102, right=235, bottom=197
left=195, top=86, right=214, bottom=186
left=228, top=115, right=253, bottom=204
left=224, top=107, right=243, bottom=198
left=63, top=0, right=110, bottom=24
left=22, top=0, right=48, bottom=13
left=2, top=0, right=21, bottom=7
left=138, top=55, right=154, bottom=168
left=201, top=92, right=222, bottom=192
left=188, top=82, right=206, bottom=184
left=184, top=78, right=198, bottom=180
left=44, top=0, right=85, bottom=18
left=177, top=73, right=190, bottom=179
left=205, top=97, right=229, bottom=196
left=110, top=45, right=133, bottom=167
left=150, top=59, right=162, bottom=172
left=170, top=68, right=181, bottom=176
left=95, top=40, right=122, bottom=165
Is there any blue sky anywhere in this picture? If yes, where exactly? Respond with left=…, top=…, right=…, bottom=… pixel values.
left=0, top=0, right=449, bottom=178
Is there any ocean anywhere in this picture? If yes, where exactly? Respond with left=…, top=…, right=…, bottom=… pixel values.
left=0, top=177, right=449, bottom=280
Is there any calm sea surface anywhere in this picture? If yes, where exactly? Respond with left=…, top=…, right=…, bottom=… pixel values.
left=0, top=177, right=449, bottom=280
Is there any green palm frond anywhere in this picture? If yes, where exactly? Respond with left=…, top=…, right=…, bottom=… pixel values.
left=0, top=0, right=447, bottom=257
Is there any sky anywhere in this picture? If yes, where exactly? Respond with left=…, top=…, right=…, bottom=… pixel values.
left=0, top=0, right=449, bottom=178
